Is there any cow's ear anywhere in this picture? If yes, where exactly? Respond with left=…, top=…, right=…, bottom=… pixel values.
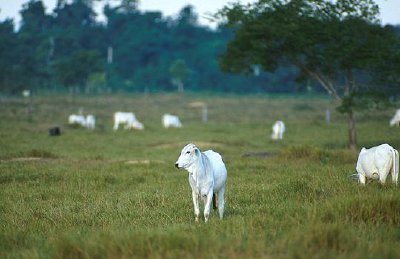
left=194, top=148, right=201, bottom=156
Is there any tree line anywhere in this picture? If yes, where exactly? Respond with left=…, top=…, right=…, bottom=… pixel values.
left=0, top=0, right=306, bottom=95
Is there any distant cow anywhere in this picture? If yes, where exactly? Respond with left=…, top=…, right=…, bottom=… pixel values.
left=162, top=114, right=182, bottom=128
left=271, top=121, right=285, bottom=140
left=390, top=109, right=400, bottom=126
left=85, top=114, right=96, bottom=129
left=175, top=143, right=227, bottom=222
left=113, top=111, right=144, bottom=130
left=68, top=114, right=86, bottom=127
left=356, top=143, right=399, bottom=185
left=22, top=90, right=31, bottom=97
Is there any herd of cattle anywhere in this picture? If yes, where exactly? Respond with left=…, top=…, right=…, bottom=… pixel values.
left=67, top=112, right=183, bottom=130
left=65, top=108, right=400, bottom=222
left=68, top=111, right=285, bottom=139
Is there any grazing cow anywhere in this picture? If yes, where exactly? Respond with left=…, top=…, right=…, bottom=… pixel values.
left=113, top=111, right=144, bottom=130
left=175, top=143, right=227, bottom=222
left=162, top=114, right=182, bottom=128
left=68, top=114, right=86, bottom=127
left=390, top=109, right=400, bottom=126
left=22, top=90, right=31, bottom=97
left=356, top=143, right=399, bottom=185
left=85, top=115, right=96, bottom=129
left=271, top=120, right=285, bottom=140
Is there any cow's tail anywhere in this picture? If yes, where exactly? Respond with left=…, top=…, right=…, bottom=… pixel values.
left=213, top=193, right=218, bottom=210
left=391, top=148, right=399, bottom=185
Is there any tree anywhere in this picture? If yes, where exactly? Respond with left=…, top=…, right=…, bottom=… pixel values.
left=0, top=19, right=22, bottom=93
left=18, top=0, right=52, bottom=91
left=169, top=59, right=191, bottom=92
left=53, top=50, right=103, bottom=94
left=217, top=0, right=400, bottom=150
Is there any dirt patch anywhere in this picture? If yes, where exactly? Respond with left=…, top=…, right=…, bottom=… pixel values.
left=188, top=101, right=206, bottom=108
left=2, top=157, right=44, bottom=162
left=125, top=160, right=165, bottom=164
left=241, top=151, right=276, bottom=158
left=149, top=141, right=224, bottom=149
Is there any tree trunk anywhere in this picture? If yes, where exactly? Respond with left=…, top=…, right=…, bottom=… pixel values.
left=177, top=80, right=184, bottom=93
left=347, top=111, right=357, bottom=150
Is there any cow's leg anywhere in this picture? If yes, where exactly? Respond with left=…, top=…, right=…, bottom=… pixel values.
left=379, top=170, right=389, bottom=185
left=392, top=152, right=399, bottom=185
left=217, top=188, right=225, bottom=219
left=359, top=174, right=366, bottom=185
left=192, top=191, right=200, bottom=222
left=113, top=122, right=118, bottom=130
left=377, top=161, right=391, bottom=185
left=203, top=190, right=214, bottom=222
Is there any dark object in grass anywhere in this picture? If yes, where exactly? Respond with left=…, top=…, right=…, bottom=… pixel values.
left=48, top=127, right=61, bottom=136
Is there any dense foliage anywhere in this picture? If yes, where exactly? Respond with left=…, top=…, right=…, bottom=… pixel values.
left=0, top=0, right=305, bottom=95
left=217, top=0, right=400, bottom=149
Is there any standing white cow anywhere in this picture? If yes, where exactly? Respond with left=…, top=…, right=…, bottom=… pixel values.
left=390, top=109, right=400, bottom=126
left=271, top=120, right=285, bottom=140
left=162, top=114, right=182, bottom=128
left=113, top=111, right=144, bottom=130
left=356, top=143, right=399, bottom=185
left=175, top=143, right=227, bottom=222
left=85, top=114, right=96, bottom=129
left=68, top=114, right=86, bottom=127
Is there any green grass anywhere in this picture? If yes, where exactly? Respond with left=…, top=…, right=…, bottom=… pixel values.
left=1, top=94, right=400, bottom=258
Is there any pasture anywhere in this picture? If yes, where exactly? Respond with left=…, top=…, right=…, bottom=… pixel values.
left=1, top=94, right=400, bottom=258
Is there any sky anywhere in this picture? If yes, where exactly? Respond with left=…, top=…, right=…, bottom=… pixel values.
left=0, top=0, right=399, bottom=28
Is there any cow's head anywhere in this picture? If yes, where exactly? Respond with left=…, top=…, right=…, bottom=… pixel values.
left=175, top=143, right=200, bottom=169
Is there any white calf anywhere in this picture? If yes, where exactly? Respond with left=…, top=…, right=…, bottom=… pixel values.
left=271, top=120, right=285, bottom=140
left=68, top=114, right=86, bottom=127
left=356, top=143, right=399, bottom=185
left=85, top=115, right=96, bottom=129
left=175, top=143, right=227, bottom=222
left=162, top=114, right=182, bottom=128
left=113, top=112, right=144, bottom=130
left=390, top=109, right=400, bottom=126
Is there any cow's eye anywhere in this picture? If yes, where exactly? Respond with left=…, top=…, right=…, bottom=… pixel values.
left=186, top=151, right=190, bottom=154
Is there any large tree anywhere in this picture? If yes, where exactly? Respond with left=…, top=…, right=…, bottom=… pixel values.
left=18, top=0, right=53, bottom=91
left=0, top=19, right=22, bottom=93
left=53, top=49, right=103, bottom=94
left=217, top=0, right=400, bottom=149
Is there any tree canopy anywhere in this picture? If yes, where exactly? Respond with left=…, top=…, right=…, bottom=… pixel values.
left=217, top=0, right=400, bottom=149
left=0, top=0, right=305, bottom=95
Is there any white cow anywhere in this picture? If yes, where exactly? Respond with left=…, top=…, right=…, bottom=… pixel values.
left=271, top=120, right=285, bottom=140
left=175, top=143, right=227, bottom=222
left=356, top=143, right=399, bottom=185
left=162, top=114, right=182, bottom=128
left=85, top=114, right=96, bottom=129
left=68, top=114, right=86, bottom=127
left=113, top=111, right=144, bottom=130
left=390, top=109, right=400, bottom=126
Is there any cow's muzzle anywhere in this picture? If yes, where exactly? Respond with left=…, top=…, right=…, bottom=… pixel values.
left=175, top=163, right=179, bottom=168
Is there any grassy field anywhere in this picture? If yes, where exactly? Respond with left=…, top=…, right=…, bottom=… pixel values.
left=1, top=93, right=400, bottom=258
